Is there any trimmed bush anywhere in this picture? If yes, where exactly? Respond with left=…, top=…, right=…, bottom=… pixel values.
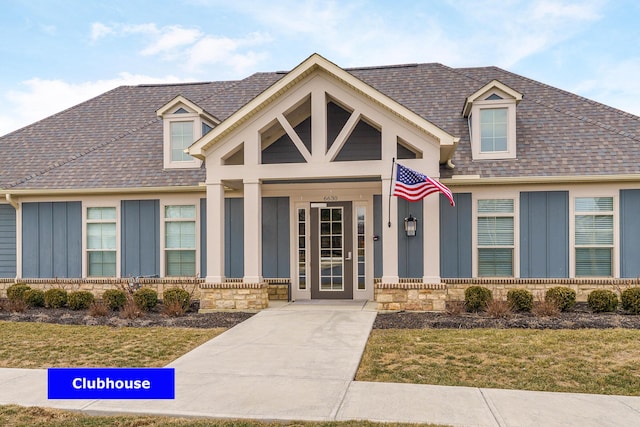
left=133, top=288, right=158, bottom=311
left=102, top=289, right=128, bottom=311
left=7, top=283, right=31, bottom=303
left=23, top=289, right=45, bottom=307
left=545, top=287, right=576, bottom=312
left=464, top=286, right=492, bottom=312
left=587, top=289, right=618, bottom=313
left=68, top=290, right=95, bottom=310
left=44, top=288, right=68, bottom=308
left=163, top=288, right=191, bottom=311
left=507, top=289, right=534, bottom=312
left=621, top=287, right=640, bottom=314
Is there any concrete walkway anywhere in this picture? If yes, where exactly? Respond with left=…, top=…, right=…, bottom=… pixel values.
left=2, top=300, right=640, bottom=426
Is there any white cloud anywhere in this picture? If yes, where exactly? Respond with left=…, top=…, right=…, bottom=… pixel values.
left=89, top=22, right=270, bottom=75
left=90, top=22, right=115, bottom=41
left=140, top=26, right=203, bottom=56
left=0, top=73, right=185, bottom=136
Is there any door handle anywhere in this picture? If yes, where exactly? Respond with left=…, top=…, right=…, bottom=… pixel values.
left=345, top=251, right=352, bottom=261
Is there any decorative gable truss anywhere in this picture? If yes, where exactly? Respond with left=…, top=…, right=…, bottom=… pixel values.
left=463, top=80, right=523, bottom=161
left=157, top=95, right=219, bottom=169
left=190, top=54, right=459, bottom=184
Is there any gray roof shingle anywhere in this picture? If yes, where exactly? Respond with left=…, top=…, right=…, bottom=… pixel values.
left=2, top=61, right=639, bottom=191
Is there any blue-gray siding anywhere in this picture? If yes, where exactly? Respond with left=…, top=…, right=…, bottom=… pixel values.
left=0, top=205, right=17, bottom=278
left=262, top=197, right=290, bottom=278
left=373, top=195, right=383, bottom=278
left=121, top=200, right=160, bottom=277
left=200, top=198, right=207, bottom=278
left=398, top=198, right=424, bottom=278
left=520, top=191, right=569, bottom=278
left=262, top=118, right=311, bottom=164
left=225, top=198, right=244, bottom=278
left=621, top=189, right=640, bottom=278
left=440, top=193, right=472, bottom=278
left=22, top=202, right=81, bottom=278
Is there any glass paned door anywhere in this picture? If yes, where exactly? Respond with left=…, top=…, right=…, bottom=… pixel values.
left=310, top=202, right=353, bottom=299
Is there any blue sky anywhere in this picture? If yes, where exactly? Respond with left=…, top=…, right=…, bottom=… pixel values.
left=1, top=0, right=639, bottom=135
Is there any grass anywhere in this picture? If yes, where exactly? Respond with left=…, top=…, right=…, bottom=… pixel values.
left=357, top=328, right=640, bottom=396
left=0, top=321, right=225, bottom=368
left=0, top=405, right=446, bottom=427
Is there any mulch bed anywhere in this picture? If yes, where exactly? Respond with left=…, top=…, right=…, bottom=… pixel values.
left=2, top=301, right=640, bottom=330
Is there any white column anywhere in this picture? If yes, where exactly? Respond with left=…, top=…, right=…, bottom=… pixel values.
left=243, top=179, right=263, bottom=283
left=381, top=178, right=399, bottom=283
left=423, top=194, right=441, bottom=284
left=205, top=182, right=225, bottom=283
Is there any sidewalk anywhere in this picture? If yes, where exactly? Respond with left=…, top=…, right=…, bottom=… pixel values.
left=1, top=301, right=640, bottom=426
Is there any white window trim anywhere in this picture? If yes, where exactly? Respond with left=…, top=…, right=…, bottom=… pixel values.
left=162, top=108, right=205, bottom=169
left=82, top=203, right=121, bottom=278
left=160, top=200, right=201, bottom=278
left=469, top=98, right=517, bottom=160
left=472, top=193, right=519, bottom=278
left=569, top=191, right=619, bottom=278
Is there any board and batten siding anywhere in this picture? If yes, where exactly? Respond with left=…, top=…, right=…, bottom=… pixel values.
left=22, top=202, right=81, bottom=278
left=621, top=189, right=640, bottom=278
left=200, top=198, right=207, bottom=277
left=520, top=191, right=569, bottom=278
left=262, top=197, right=290, bottom=278
left=121, top=200, right=160, bottom=277
left=225, top=198, right=244, bottom=278
left=0, top=204, right=17, bottom=278
left=439, top=193, right=472, bottom=278
left=397, top=198, right=424, bottom=278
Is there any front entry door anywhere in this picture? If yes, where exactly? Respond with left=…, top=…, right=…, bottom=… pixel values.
left=310, top=202, right=353, bottom=299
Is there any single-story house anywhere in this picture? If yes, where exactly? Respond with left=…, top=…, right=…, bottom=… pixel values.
left=1, top=53, right=639, bottom=311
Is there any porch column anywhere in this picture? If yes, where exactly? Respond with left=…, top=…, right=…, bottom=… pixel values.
left=381, top=177, right=399, bottom=283
left=206, top=181, right=225, bottom=283
left=422, top=193, right=441, bottom=283
left=243, top=179, right=263, bottom=283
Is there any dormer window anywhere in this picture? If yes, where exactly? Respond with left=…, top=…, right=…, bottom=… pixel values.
left=463, top=80, right=522, bottom=161
left=157, top=96, right=219, bottom=169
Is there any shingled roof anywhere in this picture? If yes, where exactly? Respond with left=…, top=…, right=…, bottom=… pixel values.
left=2, top=60, right=640, bottom=192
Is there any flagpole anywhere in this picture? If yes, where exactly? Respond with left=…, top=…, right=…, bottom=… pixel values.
left=388, top=157, right=395, bottom=228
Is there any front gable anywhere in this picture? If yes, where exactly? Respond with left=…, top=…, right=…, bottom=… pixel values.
left=191, top=54, right=458, bottom=183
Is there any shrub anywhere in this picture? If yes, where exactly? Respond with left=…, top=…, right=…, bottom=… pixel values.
left=89, top=301, right=109, bottom=317
left=102, top=289, right=128, bottom=311
left=464, top=286, right=492, bottom=312
left=587, top=289, right=619, bottom=313
left=621, top=287, right=640, bottom=314
left=23, top=289, right=45, bottom=307
left=162, top=300, right=187, bottom=317
left=507, top=289, right=534, bottom=312
left=68, top=291, right=95, bottom=310
left=133, top=288, right=158, bottom=311
left=6, top=283, right=31, bottom=303
left=445, top=300, right=466, bottom=315
left=7, top=299, right=28, bottom=313
left=545, top=287, right=576, bottom=312
left=120, top=299, right=143, bottom=319
left=532, top=299, right=561, bottom=317
left=163, top=288, right=191, bottom=312
left=486, top=298, right=512, bottom=319
left=44, top=288, right=68, bottom=308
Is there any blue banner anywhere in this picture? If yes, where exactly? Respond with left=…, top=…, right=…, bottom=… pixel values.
left=48, top=368, right=175, bottom=399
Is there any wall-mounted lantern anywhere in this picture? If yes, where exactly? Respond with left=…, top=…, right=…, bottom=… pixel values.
left=404, top=214, right=418, bottom=237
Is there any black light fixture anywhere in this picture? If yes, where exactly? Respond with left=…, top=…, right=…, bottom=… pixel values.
left=404, top=214, right=417, bottom=237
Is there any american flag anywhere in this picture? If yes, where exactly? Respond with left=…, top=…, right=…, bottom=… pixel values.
left=393, top=163, right=455, bottom=206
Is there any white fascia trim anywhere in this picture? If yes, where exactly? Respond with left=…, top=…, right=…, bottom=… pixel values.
left=5, top=185, right=205, bottom=197
left=442, top=174, right=640, bottom=187
left=463, top=79, right=523, bottom=117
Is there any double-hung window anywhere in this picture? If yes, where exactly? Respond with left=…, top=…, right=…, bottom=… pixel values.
left=86, top=207, right=117, bottom=277
left=170, top=121, right=194, bottom=162
left=575, top=197, right=614, bottom=277
left=477, top=199, right=514, bottom=276
left=165, top=205, right=196, bottom=276
left=480, top=108, right=508, bottom=153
